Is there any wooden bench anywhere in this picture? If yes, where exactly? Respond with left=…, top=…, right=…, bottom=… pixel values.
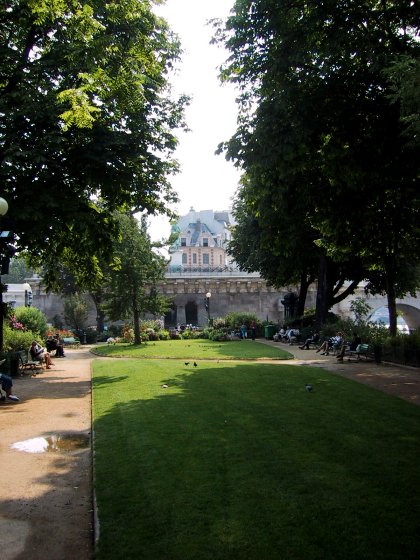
left=346, top=343, right=371, bottom=362
left=62, top=337, right=80, bottom=348
left=18, top=350, right=44, bottom=373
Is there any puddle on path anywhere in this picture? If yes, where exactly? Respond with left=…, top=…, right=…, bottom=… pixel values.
left=11, top=433, right=90, bottom=453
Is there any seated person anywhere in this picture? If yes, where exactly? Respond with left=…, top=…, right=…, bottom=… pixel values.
left=273, top=327, right=286, bottom=342
left=299, top=330, right=320, bottom=350
left=0, top=370, right=19, bottom=402
left=316, top=332, right=343, bottom=356
left=286, top=328, right=300, bottom=344
left=30, top=341, right=53, bottom=369
left=337, top=332, right=362, bottom=361
left=52, top=334, right=65, bottom=357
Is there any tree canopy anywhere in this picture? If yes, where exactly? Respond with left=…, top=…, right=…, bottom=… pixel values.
left=215, top=0, right=420, bottom=333
left=1, top=0, right=188, bottom=287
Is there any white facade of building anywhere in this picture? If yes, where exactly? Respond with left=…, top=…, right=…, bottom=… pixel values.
left=168, top=207, right=237, bottom=271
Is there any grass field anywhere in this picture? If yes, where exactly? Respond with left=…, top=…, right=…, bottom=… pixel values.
left=92, top=357, right=420, bottom=560
left=92, top=338, right=293, bottom=360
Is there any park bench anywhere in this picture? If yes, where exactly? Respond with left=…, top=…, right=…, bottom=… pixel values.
left=346, top=343, right=371, bottom=362
left=62, top=337, right=80, bottom=348
left=18, top=350, right=44, bottom=373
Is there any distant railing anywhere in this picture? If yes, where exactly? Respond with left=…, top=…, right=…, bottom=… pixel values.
left=165, top=265, right=259, bottom=276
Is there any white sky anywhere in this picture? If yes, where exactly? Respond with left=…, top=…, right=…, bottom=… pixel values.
left=149, top=0, right=241, bottom=241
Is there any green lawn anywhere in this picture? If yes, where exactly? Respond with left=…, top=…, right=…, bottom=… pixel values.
left=92, top=358, right=420, bottom=560
left=92, top=338, right=293, bottom=360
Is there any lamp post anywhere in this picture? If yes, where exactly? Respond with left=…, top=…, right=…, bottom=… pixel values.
left=205, top=291, right=211, bottom=323
left=23, top=282, right=32, bottom=307
left=0, top=197, right=8, bottom=353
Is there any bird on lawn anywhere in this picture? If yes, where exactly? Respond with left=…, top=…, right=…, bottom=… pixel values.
left=305, top=384, right=313, bottom=392
left=162, top=384, right=169, bottom=389
left=193, top=362, right=198, bottom=367
left=184, top=362, right=190, bottom=366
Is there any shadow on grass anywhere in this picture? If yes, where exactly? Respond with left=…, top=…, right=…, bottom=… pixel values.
left=93, top=360, right=420, bottom=560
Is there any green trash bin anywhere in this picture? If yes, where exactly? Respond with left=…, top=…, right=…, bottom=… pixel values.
left=264, top=325, right=277, bottom=340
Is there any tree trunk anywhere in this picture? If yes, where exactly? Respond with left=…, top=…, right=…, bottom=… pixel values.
left=297, top=273, right=314, bottom=316
left=385, top=267, right=398, bottom=337
left=133, top=304, right=141, bottom=344
left=315, top=254, right=329, bottom=328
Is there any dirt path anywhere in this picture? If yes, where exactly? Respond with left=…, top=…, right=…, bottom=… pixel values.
left=0, top=347, right=93, bottom=560
left=1, top=342, right=418, bottom=560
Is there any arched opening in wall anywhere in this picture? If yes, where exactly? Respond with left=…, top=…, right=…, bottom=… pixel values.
left=368, top=305, right=420, bottom=333
left=165, top=304, right=177, bottom=328
left=185, top=300, right=198, bottom=326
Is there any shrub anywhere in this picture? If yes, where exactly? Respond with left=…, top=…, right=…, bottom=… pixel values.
left=224, top=312, right=262, bottom=331
left=159, top=330, right=170, bottom=340
left=2, top=324, right=38, bottom=352
left=208, top=328, right=230, bottom=341
left=14, top=306, right=49, bottom=337
left=85, top=327, right=98, bottom=344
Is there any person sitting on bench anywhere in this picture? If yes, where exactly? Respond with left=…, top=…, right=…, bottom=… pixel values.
left=46, top=335, right=65, bottom=357
left=30, top=341, right=54, bottom=369
left=336, top=332, right=362, bottom=361
left=299, top=330, right=320, bottom=350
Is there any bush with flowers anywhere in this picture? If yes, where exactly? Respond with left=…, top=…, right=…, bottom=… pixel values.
left=2, top=324, right=38, bottom=352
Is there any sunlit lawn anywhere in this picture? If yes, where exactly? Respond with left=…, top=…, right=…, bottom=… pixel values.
left=92, top=358, right=420, bottom=560
left=92, top=338, right=293, bottom=360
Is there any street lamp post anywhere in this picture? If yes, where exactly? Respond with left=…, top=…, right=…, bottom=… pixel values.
left=205, top=291, right=211, bottom=323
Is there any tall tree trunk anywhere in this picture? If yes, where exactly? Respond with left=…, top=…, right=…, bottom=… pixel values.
left=385, top=260, right=398, bottom=336
left=133, top=303, right=141, bottom=344
left=297, top=272, right=314, bottom=316
left=315, top=254, right=329, bottom=328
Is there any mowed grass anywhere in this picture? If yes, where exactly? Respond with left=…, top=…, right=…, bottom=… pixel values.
left=92, top=338, right=293, bottom=360
left=92, top=359, right=420, bottom=560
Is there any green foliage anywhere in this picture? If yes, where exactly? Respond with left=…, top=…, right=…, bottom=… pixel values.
left=158, top=330, right=170, bottom=341
left=2, top=324, right=38, bottom=352
left=350, top=297, right=373, bottom=325
left=1, top=0, right=188, bottom=289
left=103, top=214, right=170, bottom=344
left=64, top=294, right=88, bottom=330
left=207, top=329, right=230, bottom=342
left=0, top=257, right=34, bottom=283
left=14, top=306, right=48, bottom=338
left=223, top=312, right=261, bottom=330
left=215, top=1, right=420, bottom=332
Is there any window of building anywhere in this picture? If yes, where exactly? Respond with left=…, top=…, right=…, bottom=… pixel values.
left=203, top=238, right=208, bottom=247
left=181, top=238, right=186, bottom=247
left=203, top=253, right=209, bottom=265
left=193, top=253, right=197, bottom=264
left=182, top=253, right=187, bottom=264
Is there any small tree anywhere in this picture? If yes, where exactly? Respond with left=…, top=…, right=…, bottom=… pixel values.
left=64, top=295, right=88, bottom=331
left=104, top=213, right=170, bottom=344
left=350, top=298, right=373, bottom=326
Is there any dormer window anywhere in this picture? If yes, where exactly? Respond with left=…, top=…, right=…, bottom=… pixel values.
left=181, top=238, right=186, bottom=247
left=203, top=238, right=209, bottom=247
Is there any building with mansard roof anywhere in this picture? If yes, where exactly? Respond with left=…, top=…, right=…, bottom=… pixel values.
left=168, top=207, right=237, bottom=272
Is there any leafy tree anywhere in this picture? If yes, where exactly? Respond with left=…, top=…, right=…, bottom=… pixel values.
left=0, top=256, right=33, bottom=283
left=215, top=0, right=420, bottom=334
left=103, top=213, right=171, bottom=345
left=0, top=0, right=188, bottom=287
left=64, top=294, right=89, bottom=331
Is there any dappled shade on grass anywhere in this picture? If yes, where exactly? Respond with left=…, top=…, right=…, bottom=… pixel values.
left=93, top=359, right=420, bottom=560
